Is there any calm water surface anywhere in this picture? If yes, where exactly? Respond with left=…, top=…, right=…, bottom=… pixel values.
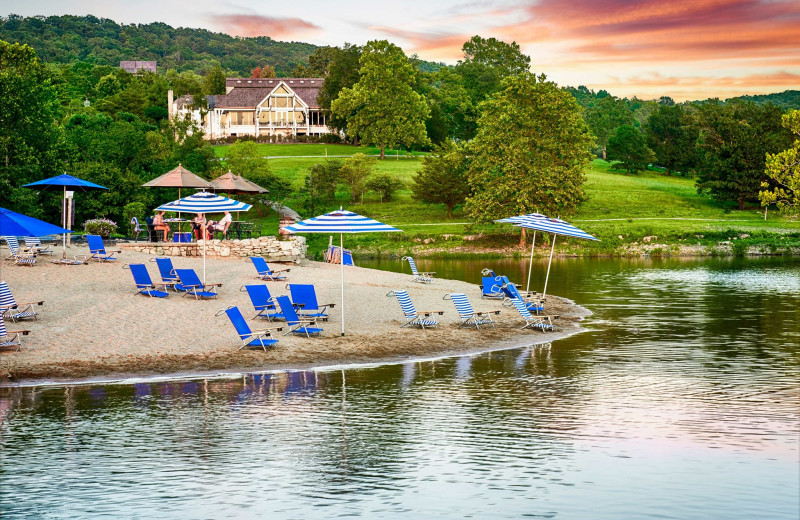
left=1, top=257, right=798, bottom=519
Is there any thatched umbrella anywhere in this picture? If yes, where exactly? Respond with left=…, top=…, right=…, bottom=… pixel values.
left=209, top=170, right=268, bottom=195
left=143, top=164, right=214, bottom=231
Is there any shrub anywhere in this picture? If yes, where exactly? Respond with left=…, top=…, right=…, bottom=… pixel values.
left=123, top=202, right=146, bottom=227
left=84, top=218, right=118, bottom=238
left=366, top=173, right=404, bottom=202
left=319, top=133, right=343, bottom=144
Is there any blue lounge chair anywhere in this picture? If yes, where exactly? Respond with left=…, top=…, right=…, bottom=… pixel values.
left=3, top=236, right=36, bottom=266
left=0, top=315, right=29, bottom=351
left=402, top=256, right=435, bottom=284
left=274, top=295, right=323, bottom=337
left=250, top=256, right=290, bottom=282
left=125, top=264, right=172, bottom=298
left=497, top=280, right=543, bottom=314
left=0, top=281, right=44, bottom=322
left=443, top=292, right=499, bottom=329
left=216, top=305, right=282, bottom=351
left=479, top=269, right=505, bottom=299
left=387, top=290, right=443, bottom=329
left=242, top=284, right=284, bottom=321
left=510, top=297, right=555, bottom=332
left=152, top=257, right=182, bottom=289
left=342, top=250, right=354, bottom=266
left=86, top=235, right=121, bottom=262
left=174, top=269, right=222, bottom=300
left=287, top=284, right=335, bottom=321
left=23, top=236, right=54, bottom=255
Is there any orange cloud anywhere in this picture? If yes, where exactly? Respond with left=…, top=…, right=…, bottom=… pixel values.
left=213, top=14, right=320, bottom=39
left=369, top=26, right=470, bottom=60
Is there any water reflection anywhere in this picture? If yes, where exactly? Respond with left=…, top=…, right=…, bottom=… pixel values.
left=1, top=258, right=798, bottom=519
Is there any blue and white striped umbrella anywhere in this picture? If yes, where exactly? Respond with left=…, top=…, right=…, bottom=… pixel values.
left=156, top=191, right=252, bottom=214
left=284, top=209, right=401, bottom=336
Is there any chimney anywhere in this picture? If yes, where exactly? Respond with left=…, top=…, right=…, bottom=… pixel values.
left=167, top=89, right=174, bottom=121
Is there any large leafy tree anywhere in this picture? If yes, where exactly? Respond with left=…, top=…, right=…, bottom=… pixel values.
left=583, top=95, right=635, bottom=157
left=695, top=101, right=790, bottom=210
left=316, top=44, right=362, bottom=133
left=340, top=153, right=376, bottom=203
left=645, top=104, right=700, bottom=175
left=425, top=68, right=477, bottom=142
left=454, top=36, right=530, bottom=105
left=759, top=109, right=800, bottom=215
left=223, top=141, right=291, bottom=213
left=412, top=141, right=470, bottom=217
left=466, top=73, right=593, bottom=223
left=331, top=40, right=430, bottom=158
left=607, top=124, right=654, bottom=174
left=302, top=160, right=342, bottom=215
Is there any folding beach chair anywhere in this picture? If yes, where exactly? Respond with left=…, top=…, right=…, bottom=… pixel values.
left=0, top=315, right=29, bottom=351
left=3, top=236, right=36, bottom=266
left=510, top=297, right=556, bottom=332
left=152, top=257, right=181, bottom=289
left=402, top=256, right=435, bottom=284
left=242, top=284, right=284, bottom=321
left=386, top=290, right=443, bottom=329
left=0, top=281, right=44, bottom=322
left=443, top=292, right=500, bottom=329
left=124, top=264, right=172, bottom=298
left=479, top=269, right=505, bottom=299
left=497, top=280, right=543, bottom=314
left=86, top=235, right=122, bottom=262
left=250, top=256, right=290, bottom=282
left=287, top=284, right=335, bottom=321
left=215, top=305, right=283, bottom=351
left=273, top=295, right=323, bottom=337
left=174, top=269, right=222, bottom=300
left=23, top=236, right=54, bottom=255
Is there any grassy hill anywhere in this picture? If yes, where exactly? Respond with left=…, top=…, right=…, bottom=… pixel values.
left=212, top=143, right=800, bottom=258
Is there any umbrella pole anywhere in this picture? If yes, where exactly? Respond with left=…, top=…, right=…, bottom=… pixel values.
left=62, top=185, right=67, bottom=258
left=542, top=234, right=557, bottom=301
left=526, top=231, right=537, bottom=293
left=178, top=187, right=181, bottom=234
left=340, top=233, right=345, bottom=337
left=203, top=236, right=207, bottom=285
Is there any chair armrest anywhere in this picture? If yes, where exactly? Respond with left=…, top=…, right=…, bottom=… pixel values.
left=295, top=319, right=319, bottom=324
left=270, top=268, right=291, bottom=273
left=16, top=300, right=45, bottom=306
left=475, top=311, right=501, bottom=316
left=252, top=327, right=283, bottom=334
left=421, top=271, right=437, bottom=276
left=9, top=329, right=30, bottom=335
left=421, top=310, right=445, bottom=316
left=204, top=282, right=223, bottom=287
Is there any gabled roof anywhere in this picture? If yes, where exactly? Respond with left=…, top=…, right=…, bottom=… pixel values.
left=216, top=78, right=323, bottom=109
left=225, top=78, right=323, bottom=89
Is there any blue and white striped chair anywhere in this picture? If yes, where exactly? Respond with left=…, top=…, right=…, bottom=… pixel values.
left=443, top=292, right=499, bottom=329
left=24, top=236, right=54, bottom=255
left=401, top=256, right=435, bottom=284
left=387, top=290, right=443, bottom=329
left=0, top=281, right=43, bottom=322
left=2, top=236, right=36, bottom=266
left=0, top=315, right=29, bottom=351
left=510, top=297, right=555, bottom=332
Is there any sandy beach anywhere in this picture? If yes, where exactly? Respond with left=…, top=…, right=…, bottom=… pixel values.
left=0, top=245, right=590, bottom=384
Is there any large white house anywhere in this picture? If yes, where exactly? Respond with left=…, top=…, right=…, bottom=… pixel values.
left=168, top=78, right=331, bottom=139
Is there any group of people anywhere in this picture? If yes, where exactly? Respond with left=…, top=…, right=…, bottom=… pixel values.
left=151, top=210, right=232, bottom=242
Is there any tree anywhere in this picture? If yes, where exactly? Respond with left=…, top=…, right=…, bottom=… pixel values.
left=646, top=104, right=699, bottom=175
left=316, top=44, right=361, bottom=133
left=340, top=153, right=376, bottom=203
left=465, top=73, right=594, bottom=225
left=454, top=36, right=531, bottom=105
left=583, top=95, right=635, bottom=157
left=412, top=141, right=470, bottom=217
left=203, top=64, right=227, bottom=96
left=425, top=68, right=477, bottom=142
left=759, top=109, right=800, bottom=215
left=302, top=160, right=342, bottom=215
left=331, top=40, right=430, bottom=158
left=365, top=173, right=404, bottom=203
left=292, top=46, right=338, bottom=77
left=607, top=124, right=654, bottom=174
left=695, top=101, right=790, bottom=210
left=250, top=65, right=277, bottom=78
left=223, top=140, right=290, bottom=211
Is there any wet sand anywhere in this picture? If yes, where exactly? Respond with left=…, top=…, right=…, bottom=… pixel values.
left=0, top=246, right=590, bottom=385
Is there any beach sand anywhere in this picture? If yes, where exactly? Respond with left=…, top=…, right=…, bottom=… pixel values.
left=0, top=246, right=590, bottom=384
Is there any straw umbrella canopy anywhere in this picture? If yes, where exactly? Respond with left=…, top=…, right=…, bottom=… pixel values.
left=143, top=164, right=214, bottom=230
left=210, top=170, right=268, bottom=195
left=156, top=192, right=251, bottom=283
left=283, top=209, right=402, bottom=336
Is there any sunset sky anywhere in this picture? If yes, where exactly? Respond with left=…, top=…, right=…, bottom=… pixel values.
left=5, top=0, right=800, bottom=100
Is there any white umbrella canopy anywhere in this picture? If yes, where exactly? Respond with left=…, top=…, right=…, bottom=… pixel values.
left=156, top=192, right=252, bottom=283
left=495, top=213, right=548, bottom=293
left=283, top=209, right=402, bottom=336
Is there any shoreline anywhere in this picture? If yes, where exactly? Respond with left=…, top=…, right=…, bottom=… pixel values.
left=0, top=247, right=591, bottom=386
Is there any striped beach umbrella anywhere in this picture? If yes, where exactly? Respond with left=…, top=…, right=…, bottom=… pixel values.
left=494, top=213, right=548, bottom=292
left=156, top=192, right=252, bottom=283
left=283, top=209, right=402, bottom=336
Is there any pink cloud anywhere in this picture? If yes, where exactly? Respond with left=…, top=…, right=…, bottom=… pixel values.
left=213, top=14, right=320, bottom=39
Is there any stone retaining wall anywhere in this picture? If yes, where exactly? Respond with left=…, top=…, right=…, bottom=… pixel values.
left=120, top=236, right=306, bottom=262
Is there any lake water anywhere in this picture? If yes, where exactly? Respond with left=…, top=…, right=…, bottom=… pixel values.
left=1, top=257, right=798, bottom=519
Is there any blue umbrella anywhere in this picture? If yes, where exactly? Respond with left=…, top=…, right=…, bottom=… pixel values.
left=0, top=207, right=72, bottom=237
left=283, top=209, right=402, bottom=336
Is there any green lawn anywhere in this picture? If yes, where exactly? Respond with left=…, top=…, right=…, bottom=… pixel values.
left=211, top=142, right=428, bottom=159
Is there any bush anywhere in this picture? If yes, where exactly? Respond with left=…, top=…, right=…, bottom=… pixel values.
left=123, top=202, right=146, bottom=227
left=83, top=218, right=118, bottom=238
left=319, top=133, right=342, bottom=144
left=366, top=173, right=404, bottom=202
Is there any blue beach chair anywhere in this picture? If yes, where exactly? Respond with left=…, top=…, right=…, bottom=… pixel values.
left=152, top=257, right=182, bottom=290
left=479, top=269, right=504, bottom=299
left=386, top=290, right=443, bottom=329
left=0, top=281, right=44, bottom=322
left=0, top=315, right=29, bottom=351
left=250, top=256, right=290, bottom=282
left=86, top=235, right=121, bottom=262
left=274, top=295, right=323, bottom=337
left=443, top=292, right=499, bottom=329
left=216, top=305, right=282, bottom=351
left=242, top=284, right=284, bottom=321
left=402, top=256, right=435, bottom=284
left=287, top=284, right=335, bottom=321
left=510, top=297, right=556, bottom=332
left=174, top=269, right=222, bottom=300
left=125, top=264, right=172, bottom=298
left=497, top=280, right=543, bottom=314
left=2, top=236, right=36, bottom=266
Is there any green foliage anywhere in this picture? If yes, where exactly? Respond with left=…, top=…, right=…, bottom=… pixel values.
left=412, top=141, right=470, bottom=217
left=454, top=35, right=530, bottom=105
left=365, top=173, right=404, bottom=203
left=83, top=218, right=117, bottom=238
left=760, top=109, right=800, bottom=215
left=123, top=202, right=146, bottom=226
left=424, top=68, right=477, bottom=142
left=607, top=124, right=654, bottom=174
left=695, top=101, right=791, bottom=210
left=203, top=65, right=226, bottom=96
left=301, top=160, right=343, bottom=215
left=332, top=41, right=430, bottom=158
left=340, top=153, right=376, bottom=202
left=316, top=44, right=362, bottom=132
left=72, top=161, right=151, bottom=223
left=466, top=73, right=594, bottom=223
left=645, top=104, right=699, bottom=175
left=583, top=95, right=636, bottom=155
left=222, top=140, right=291, bottom=210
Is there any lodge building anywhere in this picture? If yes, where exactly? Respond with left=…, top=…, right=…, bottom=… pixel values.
left=168, top=78, right=331, bottom=139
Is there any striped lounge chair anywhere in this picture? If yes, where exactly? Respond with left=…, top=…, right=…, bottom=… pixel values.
left=387, top=290, right=443, bottom=329
left=402, top=256, right=435, bottom=284
left=0, top=315, right=29, bottom=351
left=24, top=236, right=54, bottom=255
left=443, top=292, right=499, bottom=329
left=3, top=236, right=36, bottom=266
left=510, top=297, right=556, bottom=332
left=0, top=281, right=44, bottom=322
